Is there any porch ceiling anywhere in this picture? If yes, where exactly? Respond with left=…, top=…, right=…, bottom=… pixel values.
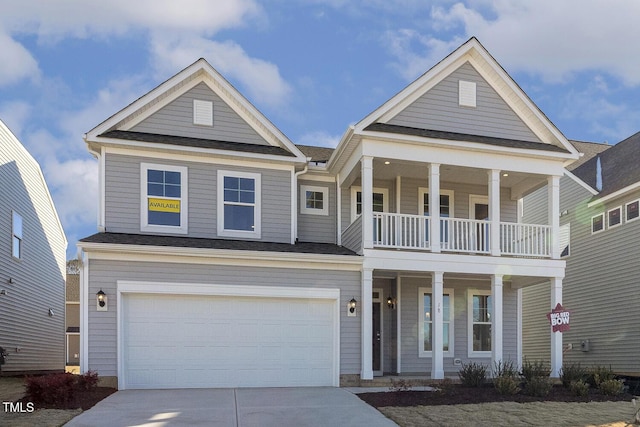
left=373, top=270, right=554, bottom=289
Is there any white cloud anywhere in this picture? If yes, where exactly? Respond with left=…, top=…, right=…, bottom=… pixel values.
left=297, top=131, right=341, bottom=148
left=0, top=33, right=39, bottom=86
left=0, top=101, right=32, bottom=137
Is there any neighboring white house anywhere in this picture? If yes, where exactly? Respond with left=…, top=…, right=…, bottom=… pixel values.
left=0, top=119, right=67, bottom=374
left=78, top=38, right=579, bottom=390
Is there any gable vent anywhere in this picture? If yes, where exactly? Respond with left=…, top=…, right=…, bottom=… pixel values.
left=458, top=80, right=477, bottom=107
left=193, top=99, right=213, bottom=126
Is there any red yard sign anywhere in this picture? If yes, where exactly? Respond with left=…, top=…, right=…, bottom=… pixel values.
left=547, top=303, right=571, bottom=333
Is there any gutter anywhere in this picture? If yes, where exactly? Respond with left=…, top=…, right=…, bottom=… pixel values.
left=292, top=161, right=310, bottom=242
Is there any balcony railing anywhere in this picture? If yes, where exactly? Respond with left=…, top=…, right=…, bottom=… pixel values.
left=370, top=213, right=551, bottom=258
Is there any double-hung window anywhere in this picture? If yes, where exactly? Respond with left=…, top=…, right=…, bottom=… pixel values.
left=141, top=163, right=188, bottom=234
left=217, top=170, right=261, bottom=238
left=626, top=200, right=639, bottom=222
left=468, top=290, right=492, bottom=357
left=419, top=188, right=454, bottom=244
left=591, top=213, right=604, bottom=234
left=12, top=211, right=22, bottom=259
left=350, top=186, right=388, bottom=222
left=418, top=287, right=454, bottom=357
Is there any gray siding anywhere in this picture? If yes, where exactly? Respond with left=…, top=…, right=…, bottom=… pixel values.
left=297, top=179, right=337, bottom=244
left=341, top=216, right=363, bottom=254
left=131, top=82, right=270, bottom=146
left=104, top=153, right=291, bottom=243
left=389, top=62, right=541, bottom=143
left=86, top=259, right=361, bottom=377
left=400, top=276, right=518, bottom=375
left=0, top=123, right=66, bottom=373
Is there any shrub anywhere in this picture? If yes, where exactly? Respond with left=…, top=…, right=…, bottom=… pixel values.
left=494, top=360, right=519, bottom=378
left=560, top=363, right=587, bottom=388
left=588, top=365, right=616, bottom=387
left=569, top=379, right=589, bottom=397
left=458, top=362, right=487, bottom=387
left=494, top=376, right=521, bottom=395
left=599, top=379, right=625, bottom=396
left=77, top=370, right=99, bottom=391
left=523, top=376, right=552, bottom=397
left=388, top=378, right=412, bottom=392
left=25, top=373, right=77, bottom=405
left=520, top=359, right=551, bottom=382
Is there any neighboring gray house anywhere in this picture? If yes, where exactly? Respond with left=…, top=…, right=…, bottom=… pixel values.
left=78, top=38, right=579, bottom=390
left=523, top=133, right=640, bottom=376
left=0, top=119, right=67, bottom=374
left=66, top=272, right=80, bottom=366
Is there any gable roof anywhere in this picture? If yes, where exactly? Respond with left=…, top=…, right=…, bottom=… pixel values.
left=295, top=144, right=335, bottom=162
left=85, top=58, right=306, bottom=162
left=352, top=37, right=579, bottom=157
left=567, top=140, right=610, bottom=171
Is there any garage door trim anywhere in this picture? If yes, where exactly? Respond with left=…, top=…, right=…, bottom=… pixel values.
left=116, top=280, right=340, bottom=389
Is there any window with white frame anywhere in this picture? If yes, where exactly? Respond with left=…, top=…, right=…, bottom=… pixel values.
left=626, top=200, right=639, bottom=222
left=559, top=223, right=570, bottom=258
left=418, top=188, right=454, bottom=218
left=141, top=163, right=188, bottom=234
left=350, top=186, right=388, bottom=221
left=418, top=287, right=454, bottom=357
left=12, top=211, right=22, bottom=259
left=468, top=290, right=492, bottom=356
left=300, top=185, right=328, bottom=215
left=608, top=206, right=622, bottom=228
left=591, top=213, right=604, bottom=234
left=217, top=170, right=261, bottom=238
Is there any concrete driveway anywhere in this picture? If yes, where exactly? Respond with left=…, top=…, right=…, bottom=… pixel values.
left=64, top=387, right=397, bottom=427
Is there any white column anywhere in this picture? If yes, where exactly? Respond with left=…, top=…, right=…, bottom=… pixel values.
left=550, top=277, right=563, bottom=378
left=548, top=175, right=561, bottom=259
left=431, top=271, right=444, bottom=379
left=489, top=170, right=501, bottom=256
left=362, top=156, right=374, bottom=249
left=361, top=268, right=373, bottom=379
left=491, top=274, right=504, bottom=374
left=429, top=163, right=441, bottom=253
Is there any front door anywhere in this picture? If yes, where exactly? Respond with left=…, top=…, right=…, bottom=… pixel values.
left=372, top=289, right=383, bottom=376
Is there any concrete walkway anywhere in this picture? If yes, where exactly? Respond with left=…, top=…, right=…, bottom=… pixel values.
left=65, top=387, right=397, bottom=427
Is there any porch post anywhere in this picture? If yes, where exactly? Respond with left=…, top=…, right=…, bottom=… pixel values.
left=548, top=175, right=560, bottom=259
left=550, top=277, right=563, bottom=377
left=489, top=170, right=501, bottom=256
left=362, top=156, right=374, bottom=249
left=431, top=271, right=444, bottom=379
left=491, top=274, right=503, bottom=374
left=361, top=268, right=374, bottom=379
left=429, top=163, right=441, bottom=253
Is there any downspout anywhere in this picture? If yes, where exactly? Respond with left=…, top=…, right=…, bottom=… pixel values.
left=85, top=134, right=105, bottom=233
left=292, top=160, right=310, bottom=243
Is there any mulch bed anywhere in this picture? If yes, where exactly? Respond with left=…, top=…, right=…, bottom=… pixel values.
left=18, top=387, right=117, bottom=410
left=358, top=384, right=634, bottom=408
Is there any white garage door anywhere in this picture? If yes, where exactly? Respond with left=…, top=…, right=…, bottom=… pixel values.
left=122, top=293, right=337, bottom=389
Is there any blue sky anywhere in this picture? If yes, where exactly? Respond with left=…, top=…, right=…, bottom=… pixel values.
left=1, top=1, right=639, bottom=258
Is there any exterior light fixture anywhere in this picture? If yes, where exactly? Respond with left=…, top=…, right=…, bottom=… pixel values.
left=387, top=296, right=396, bottom=310
left=8, top=278, right=14, bottom=284
left=96, top=289, right=108, bottom=311
left=384, top=161, right=391, bottom=165
left=347, top=297, right=357, bottom=317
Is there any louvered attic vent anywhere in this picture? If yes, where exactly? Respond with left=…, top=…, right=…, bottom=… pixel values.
left=193, top=99, right=213, bottom=126
left=458, top=80, right=476, bottom=107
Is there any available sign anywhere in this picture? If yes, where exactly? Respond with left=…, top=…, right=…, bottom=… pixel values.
left=547, top=303, right=571, bottom=333
left=148, top=198, right=180, bottom=213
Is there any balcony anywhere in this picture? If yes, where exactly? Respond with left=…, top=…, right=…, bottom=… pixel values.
left=369, top=213, right=550, bottom=258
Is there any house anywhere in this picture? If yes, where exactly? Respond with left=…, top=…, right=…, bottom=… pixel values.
left=78, top=37, right=579, bottom=390
left=522, top=132, right=640, bottom=376
left=0, top=119, right=67, bottom=374
left=66, top=270, right=80, bottom=367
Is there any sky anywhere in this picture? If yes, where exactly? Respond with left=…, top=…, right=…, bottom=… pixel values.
left=1, top=0, right=639, bottom=259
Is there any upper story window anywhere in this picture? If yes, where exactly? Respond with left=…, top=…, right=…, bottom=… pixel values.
left=591, top=213, right=604, bottom=234
left=350, top=186, right=388, bottom=222
left=12, top=211, right=23, bottom=259
left=418, top=188, right=454, bottom=217
left=193, top=99, right=213, bottom=126
left=626, top=200, right=639, bottom=222
left=217, top=170, right=261, bottom=239
left=608, top=206, right=622, bottom=228
left=300, top=185, right=329, bottom=216
left=468, top=290, right=492, bottom=357
left=418, top=287, right=454, bottom=358
left=141, top=163, right=188, bottom=234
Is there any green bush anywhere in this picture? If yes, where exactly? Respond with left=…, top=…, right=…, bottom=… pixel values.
left=599, top=379, right=625, bottom=396
left=523, top=376, right=552, bottom=397
left=520, top=359, right=551, bottom=382
left=458, top=362, right=487, bottom=387
left=560, top=363, right=587, bottom=388
left=588, top=365, right=616, bottom=387
left=494, top=376, right=521, bottom=395
left=569, top=379, right=589, bottom=397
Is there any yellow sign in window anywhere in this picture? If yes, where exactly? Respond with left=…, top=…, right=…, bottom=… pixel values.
left=148, top=198, right=181, bottom=213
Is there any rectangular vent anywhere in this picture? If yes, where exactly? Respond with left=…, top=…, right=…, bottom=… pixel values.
left=459, top=80, right=477, bottom=107
left=193, top=99, right=213, bottom=126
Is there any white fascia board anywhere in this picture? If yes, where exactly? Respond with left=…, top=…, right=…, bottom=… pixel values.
left=298, top=172, right=336, bottom=183
left=564, top=169, right=598, bottom=196
left=77, top=242, right=363, bottom=270
left=327, top=125, right=355, bottom=170
left=587, top=181, right=640, bottom=208
left=337, top=143, right=364, bottom=186
left=100, top=140, right=304, bottom=167
left=363, top=249, right=566, bottom=278
left=360, top=136, right=568, bottom=176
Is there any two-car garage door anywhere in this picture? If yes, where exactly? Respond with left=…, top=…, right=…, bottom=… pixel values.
left=121, top=292, right=337, bottom=389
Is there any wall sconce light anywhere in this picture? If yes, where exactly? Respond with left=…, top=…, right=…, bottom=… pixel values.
left=387, top=296, right=396, bottom=310
left=8, top=278, right=14, bottom=284
left=48, top=308, right=55, bottom=317
left=347, top=297, right=357, bottom=317
left=96, top=289, right=108, bottom=311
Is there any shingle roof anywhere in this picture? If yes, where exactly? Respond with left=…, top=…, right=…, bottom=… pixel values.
left=296, top=144, right=335, bottom=162
left=572, top=131, right=640, bottom=197
left=567, top=140, right=610, bottom=171
left=80, top=232, right=358, bottom=256
left=100, top=130, right=296, bottom=157
left=364, top=123, right=570, bottom=153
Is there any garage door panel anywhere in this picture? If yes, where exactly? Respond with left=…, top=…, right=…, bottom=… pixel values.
left=122, top=293, right=336, bottom=389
